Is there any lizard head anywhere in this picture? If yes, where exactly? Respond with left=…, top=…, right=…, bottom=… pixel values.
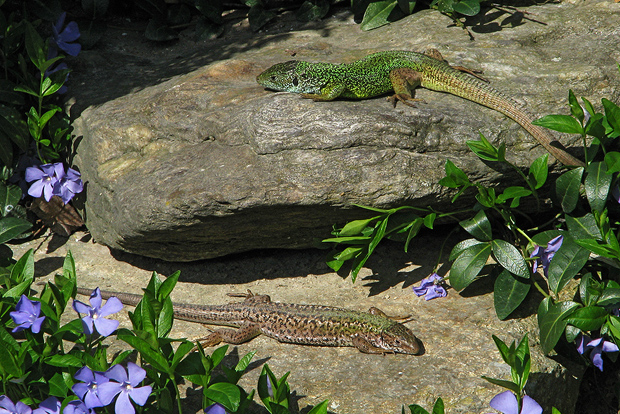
left=380, top=323, right=423, bottom=355
left=256, top=61, right=322, bottom=94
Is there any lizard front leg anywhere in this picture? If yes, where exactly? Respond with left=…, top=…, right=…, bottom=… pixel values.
left=351, top=335, right=392, bottom=354
left=197, top=322, right=262, bottom=348
left=387, top=68, right=424, bottom=108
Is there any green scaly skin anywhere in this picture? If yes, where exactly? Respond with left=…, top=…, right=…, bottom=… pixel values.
left=256, top=50, right=584, bottom=167
left=78, top=288, right=422, bottom=355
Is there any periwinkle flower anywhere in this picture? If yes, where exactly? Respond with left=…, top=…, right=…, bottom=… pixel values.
left=99, top=363, right=152, bottom=414
left=413, top=273, right=447, bottom=300
left=32, top=397, right=60, bottom=414
left=62, top=401, right=94, bottom=414
left=204, top=403, right=228, bottom=414
left=72, top=288, right=123, bottom=337
left=25, top=163, right=64, bottom=202
left=55, top=167, right=83, bottom=204
left=0, top=395, right=32, bottom=414
left=576, top=334, right=619, bottom=371
left=72, top=366, right=110, bottom=408
left=50, top=12, right=81, bottom=57
left=10, top=295, right=45, bottom=334
left=487, top=390, right=542, bottom=414
left=530, top=235, right=563, bottom=276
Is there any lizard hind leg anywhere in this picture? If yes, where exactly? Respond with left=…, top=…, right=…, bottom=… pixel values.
left=387, top=68, right=425, bottom=108
left=423, top=48, right=488, bottom=82
left=196, top=322, right=262, bottom=349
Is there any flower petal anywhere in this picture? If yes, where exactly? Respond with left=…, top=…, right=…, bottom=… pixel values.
left=601, top=340, right=619, bottom=353
left=129, top=385, right=152, bottom=406
left=30, top=316, right=46, bottom=333
left=94, top=317, right=119, bottom=337
left=27, top=180, right=45, bottom=198
left=73, top=300, right=92, bottom=314
left=590, top=346, right=604, bottom=371
left=99, top=297, right=123, bottom=317
left=105, top=364, right=128, bottom=383
left=127, top=362, right=147, bottom=385
left=97, top=381, right=122, bottom=405
left=80, top=316, right=95, bottom=335
left=489, top=391, right=519, bottom=414
left=89, top=288, right=103, bottom=309
left=521, top=395, right=543, bottom=414
left=115, top=392, right=135, bottom=414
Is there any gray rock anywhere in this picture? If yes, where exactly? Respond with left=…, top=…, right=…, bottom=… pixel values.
left=73, top=1, right=618, bottom=261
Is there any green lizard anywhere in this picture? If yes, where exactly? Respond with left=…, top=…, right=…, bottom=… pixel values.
left=77, top=288, right=423, bottom=355
left=256, top=50, right=584, bottom=167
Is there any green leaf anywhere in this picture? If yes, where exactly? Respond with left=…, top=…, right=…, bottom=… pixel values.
left=565, top=306, right=608, bottom=331
left=24, top=22, right=47, bottom=69
left=449, top=238, right=483, bottom=260
left=205, top=382, right=241, bottom=412
left=597, top=288, right=620, bottom=306
left=45, top=353, right=84, bottom=368
left=459, top=210, right=492, bottom=241
left=547, top=237, right=590, bottom=294
left=565, top=214, right=601, bottom=240
left=118, top=334, right=171, bottom=373
left=11, top=248, right=34, bottom=283
left=338, top=217, right=378, bottom=236
left=449, top=242, right=491, bottom=291
left=528, top=154, right=549, bottom=189
left=247, top=4, right=276, bottom=31
left=296, top=0, right=330, bottom=21
left=467, top=133, right=501, bottom=161
left=537, top=297, right=579, bottom=354
left=604, top=152, right=620, bottom=174
left=494, top=269, right=530, bottom=320
left=350, top=216, right=389, bottom=282
left=307, top=400, right=329, bottom=414
left=491, top=240, right=529, bottom=279
left=602, top=98, right=620, bottom=134
left=481, top=376, right=520, bottom=394
left=431, top=397, right=445, bottom=414
left=439, top=159, right=471, bottom=188
left=555, top=167, right=584, bottom=213
left=0, top=217, right=32, bottom=244
left=0, top=183, right=22, bottom=217
left=568, top=90, right=584, bottom=124
left=584, top=162, right=611, bottom=212
left=405, top=404, right=430, bottom=414
left=532, top=114, right=583, bottom=135
left=452, top=0, right=480, bottom=16
left=496, top=186, right=532, bottom=208
left=360, top=1, right=405, bottom=31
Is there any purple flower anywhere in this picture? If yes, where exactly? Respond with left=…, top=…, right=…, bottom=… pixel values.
left=32, top=397, right=60, bottom=414
left=62, top=401, right=94, bottom=414
left=72, top=288, right=123, bottom=337
left=10, top=295, right=45, bottom=334
left=25, top=163, right=64, bottom=202
left=0, top=396, right=32, bottom=414
left=50, top=12, right=81, bottom=57
left=530, top=235, right=563, bottom=276
left=99, top=363, right=152, bottom=414
left=413, top=273, right=447, bottom=300
left=55, top=167, right=83, bottom=204
left=576, top=334, right=619, bottom=371
left=488, top=391, right=542, bottom=414
left=205, top=403, right=227, bottom=414
left=72, top=366, right=110, bottom=408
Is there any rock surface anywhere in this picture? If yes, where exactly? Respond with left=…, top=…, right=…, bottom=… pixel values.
left=10, top=233, right=584, bottom=413
left=71, top=0, right=620, bottom=261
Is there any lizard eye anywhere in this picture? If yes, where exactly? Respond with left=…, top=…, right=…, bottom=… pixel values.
left=292, top=76, right=299, bottom=87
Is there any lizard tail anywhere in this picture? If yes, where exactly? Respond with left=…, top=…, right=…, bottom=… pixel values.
left=424, top=67, right=585, bottom=167
left=77, top=287, right=143, bottom=306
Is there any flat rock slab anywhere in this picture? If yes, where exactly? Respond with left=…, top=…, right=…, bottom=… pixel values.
left=10, top=234, right=583, bottom=413
left=72, top=1, right=620, bottom=260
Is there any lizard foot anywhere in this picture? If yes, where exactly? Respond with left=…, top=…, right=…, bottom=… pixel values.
left=368, top=306, right=412, bottom=322
left=387, top=94, right=425, bottom=108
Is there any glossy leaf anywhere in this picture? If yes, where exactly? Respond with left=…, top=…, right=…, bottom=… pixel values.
left=532, top=114, right=583, bottom=135
left=449, top=242, right=491, bottom=291
left=453, top=0, right=480, bottom=15
left=492, top=240, right=529, bottom=279
left=528, top=154, right=549, bottom=189
left=0, top=183, right=21, bottom=217
left=548, top=237, right=590, bottom=294
left=555, top=167, right=583, bottom=213
left=565, top=306, right=608, bottom=331
left=361, top=1, right=406, bottom=31
left=537, top=297, right=579, bottom=354
left=565, top=214, right=601, bottom=240
left=338, top=217, right=378, bottom=236
left=205, top=382, right=241, bottom=412
left=450, top=238, right=484, bottom=260
left=467, top=133, right=501, bottom=161
left=568, top=90, right=584, bottom=124
left=603, top=98, right=620, bottom=134
left=584, top=162, right=611, bottom=212
left=604, top=152, right=620, bottom=174
left=494, top=269, right=530, bottom=320
left=597, top=288, right=620, bottom=306
left=0, top=216, right=32, bottom=244
left=459, top=210, right=492, bottom=241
